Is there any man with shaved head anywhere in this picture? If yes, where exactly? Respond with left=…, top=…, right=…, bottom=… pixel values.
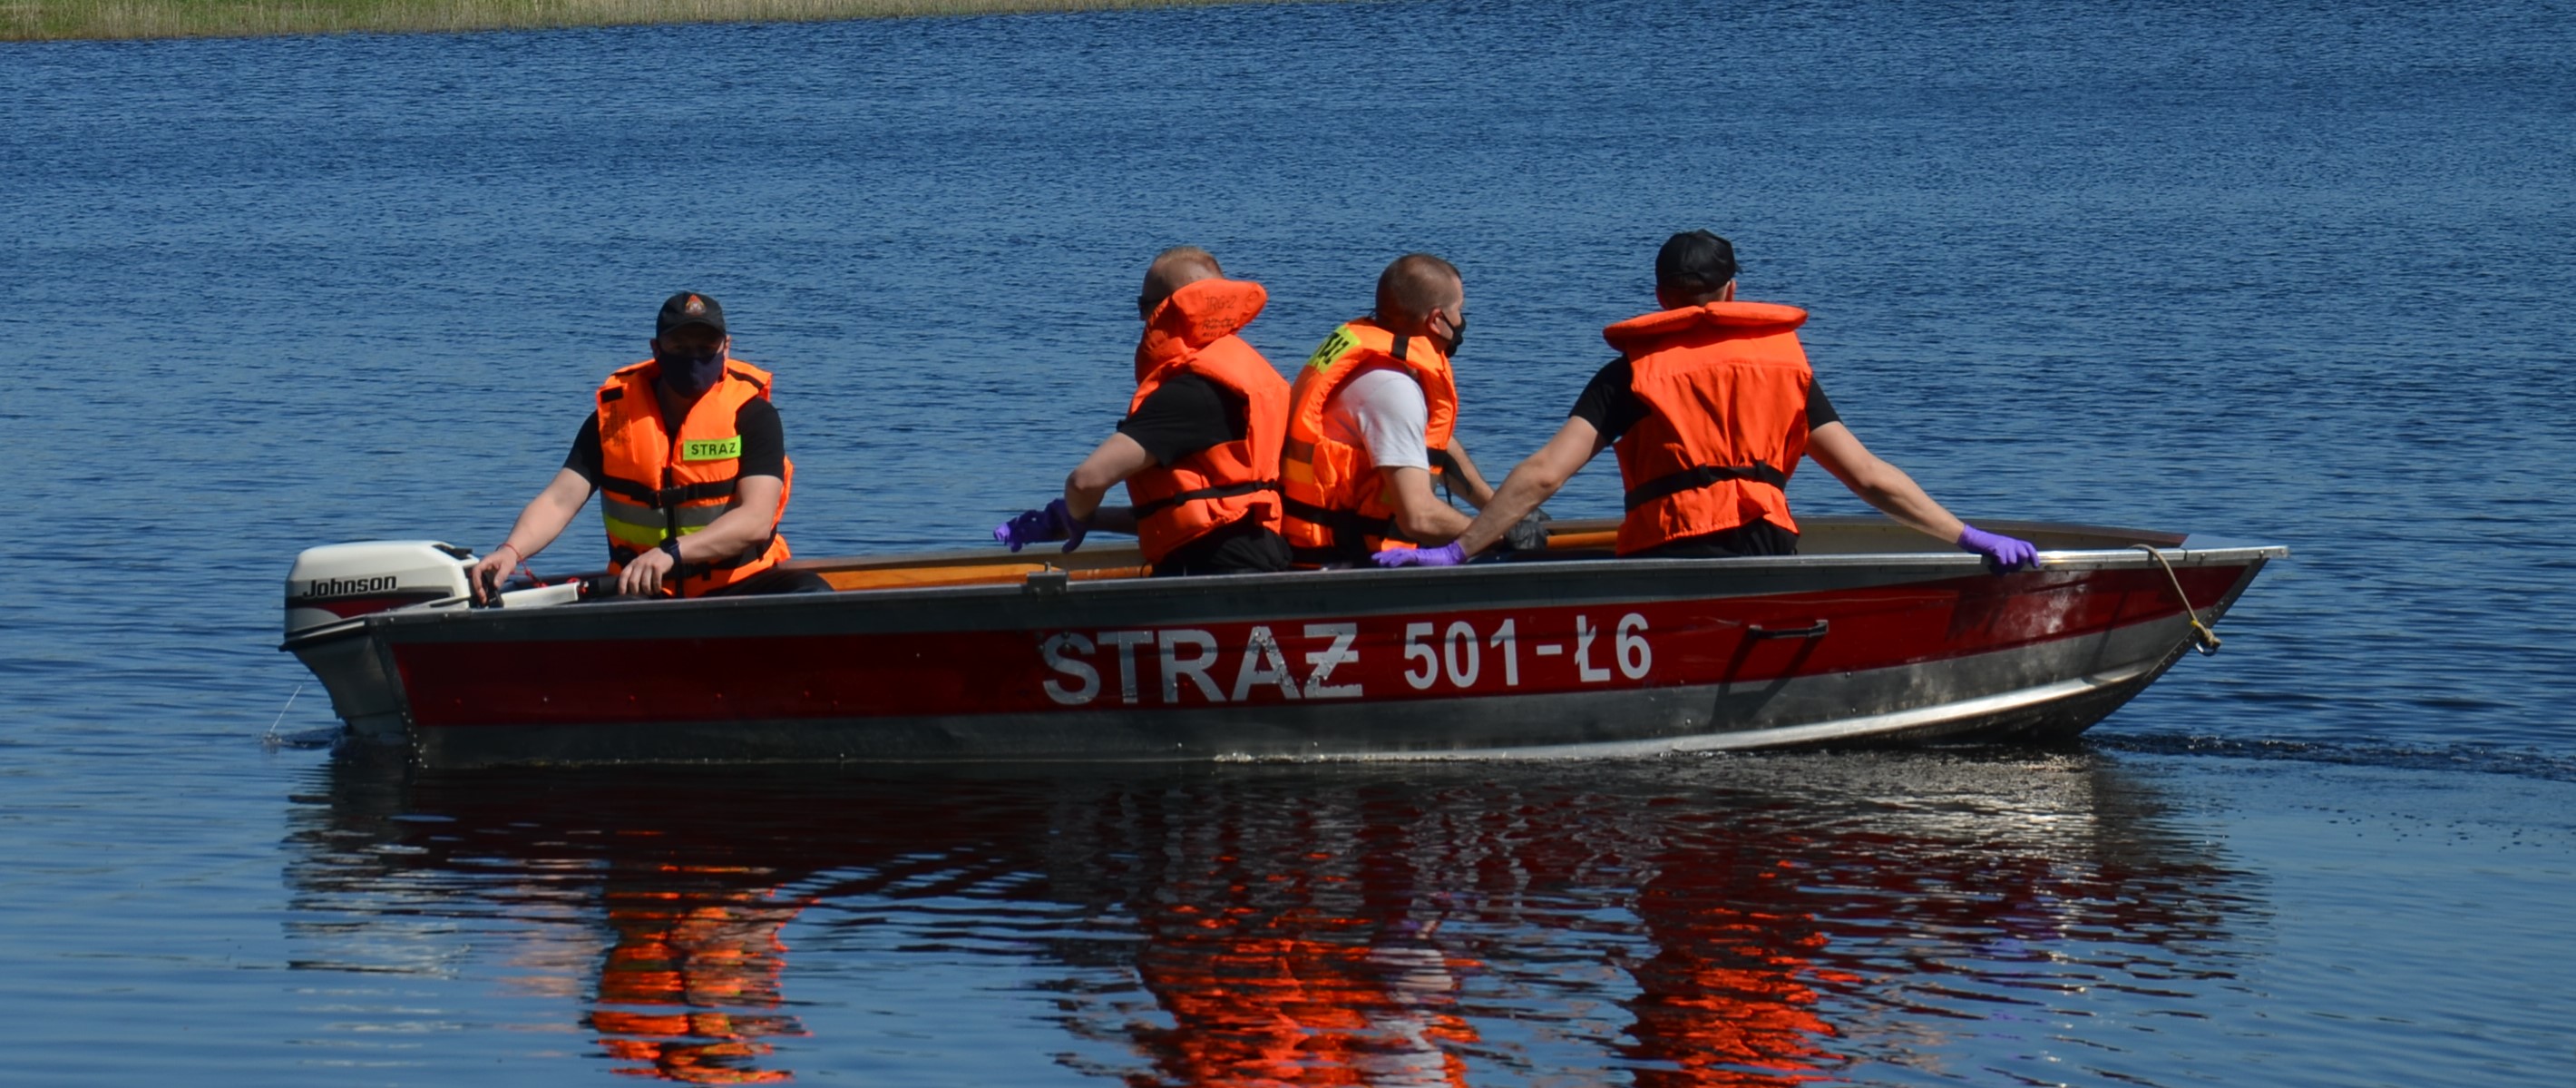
left=1278, top=252, right=1503, bottom=565
left=994, top=247, right=1293, bottom=575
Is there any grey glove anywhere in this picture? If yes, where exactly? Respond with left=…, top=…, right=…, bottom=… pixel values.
left=1500, top=509, right=1552, bottom=553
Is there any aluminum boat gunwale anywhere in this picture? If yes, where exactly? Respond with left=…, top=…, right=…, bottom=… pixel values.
left=284, top=545, right=2275, bottom=649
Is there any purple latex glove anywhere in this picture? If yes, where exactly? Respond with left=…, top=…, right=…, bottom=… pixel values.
left=1371, top=541, right=1468, bottom=568
left=993, top=498, right=1090, bottom=554
left=1956, top=524, right=2039, bottom=572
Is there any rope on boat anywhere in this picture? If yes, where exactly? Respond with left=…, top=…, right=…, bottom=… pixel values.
left=262, top=683, right=305, bottom=749
left=2132, top=544, right=2222, bottom=656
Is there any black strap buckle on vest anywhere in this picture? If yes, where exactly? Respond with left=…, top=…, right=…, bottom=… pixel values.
left=1623, top=461, right=1791, bottom=512
left=1284, top=496, right=1411, bottom=563
left=600, top=476, right=738, bottom=509
left=1130, top=480, right=1281, bottom=521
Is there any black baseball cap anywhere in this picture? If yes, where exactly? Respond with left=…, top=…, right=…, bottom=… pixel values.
left=1655, top=230, right=1738, bottom=291
left=656, top=291, right=727, bottom=337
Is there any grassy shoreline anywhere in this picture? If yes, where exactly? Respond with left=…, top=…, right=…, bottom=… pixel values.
left=4, top=0, right=1288, bottom=42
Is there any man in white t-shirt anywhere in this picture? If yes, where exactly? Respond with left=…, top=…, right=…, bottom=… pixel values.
left=1282, top=254, right=1508, bottom=564
left=1322, top=365, right=1493, bottom=513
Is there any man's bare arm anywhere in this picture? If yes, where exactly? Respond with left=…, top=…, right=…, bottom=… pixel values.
left=681, top=474, right=785, bottom=562
left=469, top=468, right=594, bottom=600
left=1063, top=432, right=1156, bottom=534
left=1450, top=417, right=1605, bottom=556
left=1802, top=422, right=1967, bottom=544
left=1385, top=466, right=1473, bottom=544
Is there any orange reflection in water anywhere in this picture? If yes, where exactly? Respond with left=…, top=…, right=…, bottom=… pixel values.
left=1105, top=799, right=1851, bottom=1088
left=1619, top=859, right=1859, bottom=1087
left=587, top=866, right=810, bottom=1083
left=1133, top=902, right=1480, bottom=1087
left=298, top=761, right=2235, bottom=1086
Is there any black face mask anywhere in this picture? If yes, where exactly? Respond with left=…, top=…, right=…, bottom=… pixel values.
left=657, top=345, right=726, bottom=397
left=1440, top=314, right=1467, bottom=356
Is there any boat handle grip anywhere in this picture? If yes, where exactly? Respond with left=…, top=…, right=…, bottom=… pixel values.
left=1747, top=620, right=1830, bottom=641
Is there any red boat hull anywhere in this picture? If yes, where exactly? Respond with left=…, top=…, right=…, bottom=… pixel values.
left=282, top=519, right=2280, bottom=767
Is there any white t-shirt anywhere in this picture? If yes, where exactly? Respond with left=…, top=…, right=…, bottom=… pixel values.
left=1321, top=365, right=1429, bottom=471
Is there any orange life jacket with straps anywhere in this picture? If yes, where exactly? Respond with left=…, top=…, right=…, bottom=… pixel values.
left=594, top=358, right=794, bottom=597
left=1604, top=301, right=1814, bottom=556
left=1124, top=278, right=1290, bottom=565
left=1280, top=318, right=1459, bottom=564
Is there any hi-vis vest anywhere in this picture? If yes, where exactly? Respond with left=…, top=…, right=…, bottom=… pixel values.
left=1281, top=318, right=1459, bottom=564
left=595, top=358, right=794, bottom=597
left=1125, top=278, right=1290, bottom=565
left=1604, top=301, right=1814, bottom=556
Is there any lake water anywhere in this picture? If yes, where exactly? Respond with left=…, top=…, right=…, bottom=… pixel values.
left=4, top=0, right=2573, bottom=1083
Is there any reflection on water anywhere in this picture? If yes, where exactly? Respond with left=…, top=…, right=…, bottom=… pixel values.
left=286, top=751, right=2252, bottom=1084
left=590, top=867, right=806, bottom=1083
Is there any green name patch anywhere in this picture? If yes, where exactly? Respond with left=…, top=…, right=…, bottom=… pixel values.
left=682, top=436, right=742, bottom=461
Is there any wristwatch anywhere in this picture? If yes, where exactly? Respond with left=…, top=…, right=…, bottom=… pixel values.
left=657, top=538, right=684, bottom=565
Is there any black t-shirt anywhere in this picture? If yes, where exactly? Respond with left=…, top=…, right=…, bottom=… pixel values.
left=1568, top=357, right=1839, bottom=444
left=564, top=396, right=787, bottom=485
left=1116, top=374, right=1247, bottom=466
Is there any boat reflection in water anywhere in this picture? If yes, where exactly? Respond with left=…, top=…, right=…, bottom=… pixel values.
left=286, top=750, right=2250, bottom=1084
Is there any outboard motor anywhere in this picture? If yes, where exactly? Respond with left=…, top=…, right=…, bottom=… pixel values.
left=284, top=541, right=475, bottom=639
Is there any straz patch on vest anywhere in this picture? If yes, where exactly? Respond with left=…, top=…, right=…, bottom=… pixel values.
left=1303, top=325, right=1360, bottom=372
left=682, top=436, right=742, bottom=462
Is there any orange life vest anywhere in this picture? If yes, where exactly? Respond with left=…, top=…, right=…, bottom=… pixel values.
left=594, top=358, right=794, bottom=598
left=1604, top=301, right=1813, bottom=556
left=1280, top=318, right=1459, bottom=564
left=1124, top=278, right=1290, bottom=565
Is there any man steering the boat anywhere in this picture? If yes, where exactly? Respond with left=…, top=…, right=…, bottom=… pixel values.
left=465, top=291, right=829, bottom=602
left=1278, top=252, right=1506, bottom=566
left=993, top=247, right=1295, bottom=576
left=1378, top=230, right=2039, bottom=570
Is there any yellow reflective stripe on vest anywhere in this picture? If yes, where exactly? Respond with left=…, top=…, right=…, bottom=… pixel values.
left=682, top=435, right=741, bottom=461
left=603, top=510, right=668, bottom=550
left=603, top=513, right=727, bottom=548
left=602, top=495, right=730, bottom=550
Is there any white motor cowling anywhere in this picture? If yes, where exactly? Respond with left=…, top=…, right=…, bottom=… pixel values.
left=285, top=541, right=475, bottom=639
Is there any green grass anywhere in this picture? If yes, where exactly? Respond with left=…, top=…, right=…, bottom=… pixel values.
left=3, top=0, right=1293, bottom=41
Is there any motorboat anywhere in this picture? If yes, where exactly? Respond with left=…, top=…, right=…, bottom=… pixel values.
left=278, top=516, right=2283, bottom=768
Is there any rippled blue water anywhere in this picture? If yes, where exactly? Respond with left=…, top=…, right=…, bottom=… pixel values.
left=4, top=0, right=2573, bottom=1083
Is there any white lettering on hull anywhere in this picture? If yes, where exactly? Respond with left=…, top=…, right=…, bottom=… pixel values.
left=1159, top=630, right=1223, bottom=704
left=1230, top=626, right=1300, bottom=702
left=1575, top=615, right=1611, bottom=682
left=1040, top=632, right=1098, bottom=706
left=1100, top=630, right=1153, bottom=705
left=1035, top=613, right=1650, bottom=708
left=1301, top=622, right=1361, bottom=699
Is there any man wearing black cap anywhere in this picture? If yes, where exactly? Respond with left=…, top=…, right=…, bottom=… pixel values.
left=1376, top=230, right=2038, bottom=570
left=467, top=291, right=829, bottom=601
